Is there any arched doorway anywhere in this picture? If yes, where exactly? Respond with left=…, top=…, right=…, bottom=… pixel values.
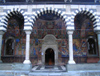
left=88, top=38, right=96, bottom=55
left=5, top=38, right=14, bottom=55
left=42, top=34, right=58, bottom=66
left=45, top=48, right=55, bottom=65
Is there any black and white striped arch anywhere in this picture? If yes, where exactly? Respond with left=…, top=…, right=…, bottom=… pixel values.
left=71, top=8, right=98, bottom=28
left=25, top=7, right=69, bottom=30
left=0, top=8, right=25, bottom=31
left=1, top=7, right=99, bottom=31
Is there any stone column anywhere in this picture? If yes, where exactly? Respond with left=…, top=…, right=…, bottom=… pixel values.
left=67, top=30, right=76, bottom=64
left=0, top=31, right=5, bottom=63
left=96, top=31, right=100, bottom=63
left=23, top=30, right=31, bottom=64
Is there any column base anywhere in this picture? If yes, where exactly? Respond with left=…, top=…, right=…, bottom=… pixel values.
left=98, top=60, right=100, bottom=63
left=0, top=60, right=2, bottom=63
left=23, top=60, right=31, bottom=64
left=68, top=60, right=76, bottom=64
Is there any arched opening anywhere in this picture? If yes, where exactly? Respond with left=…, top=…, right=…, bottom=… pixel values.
left=88, top=38, right=96, bottom=55
left=74, top=11, right=98, bottom=63
left=3, top=11, right=24, bottom=39
left=29, top=8, right=68, bottom=65
left=30, top=10, right=67, bottom=65
left=2, top=11, right=24, bottom=63
left=5, top=39, right=14, bottom=55
left=45, top=48, right=55, bottom=65
left=7, top=13, right=24, bottom=35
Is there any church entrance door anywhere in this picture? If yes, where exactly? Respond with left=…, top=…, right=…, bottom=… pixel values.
left=45, top=48, right=54, bottom=65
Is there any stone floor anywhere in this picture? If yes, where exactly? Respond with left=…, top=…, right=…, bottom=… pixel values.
left=29, top=70, right=100, bottom=76
left=0, top=69, right=100, bottom=76
left=0, top=70, right=100, bottom=76
left=0, top=64, right=100, bottom=76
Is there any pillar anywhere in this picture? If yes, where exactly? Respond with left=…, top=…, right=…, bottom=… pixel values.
left=23, top=30, right=31, bottom=64
left=67, top=30, right=76, bottom=64
left=96, top=31, right=100, bottom=63
left=0, top=31, right=5, bottom=63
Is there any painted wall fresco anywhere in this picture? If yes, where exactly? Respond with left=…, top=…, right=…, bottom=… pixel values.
left=1, top=13, right=98, bottom=64
left=73, top=13, right=97, bottom=57
left=31, top=18, right=67, bottom=39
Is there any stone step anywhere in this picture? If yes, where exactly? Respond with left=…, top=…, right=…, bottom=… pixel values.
left=0, top=70, right=100, bottom=76
left=31, top=65, right=66, bottom=72
left=29, top=71, right=100, bottom=76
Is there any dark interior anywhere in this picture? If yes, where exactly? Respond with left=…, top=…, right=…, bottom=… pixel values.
left=45, top=48, right=54, bottom=65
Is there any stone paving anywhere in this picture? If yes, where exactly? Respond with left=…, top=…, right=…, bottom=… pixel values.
left=0, top=69, right=100, bottom=76
left=29, top=71, right=100, bottom=76
left=0, top=64, right=100, bottom=76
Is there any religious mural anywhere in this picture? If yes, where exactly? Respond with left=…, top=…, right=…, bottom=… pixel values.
left=73, top=13, right=97, bottom=57
left=1, top=13, right=97, bottom=64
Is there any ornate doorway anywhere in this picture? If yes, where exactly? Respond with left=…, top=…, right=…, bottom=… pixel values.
left=41, top=34, right=58, bottom=65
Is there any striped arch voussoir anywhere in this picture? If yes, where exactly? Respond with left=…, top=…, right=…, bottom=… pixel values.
left=37, top=7, right=66, bottom=18
left=74, top=8, right=97, bottom=27
left=3, top=8, right=25, bottom=26
left=31, top=7, right=67, bottom=26
left=6, top=8, right=25, bottom=16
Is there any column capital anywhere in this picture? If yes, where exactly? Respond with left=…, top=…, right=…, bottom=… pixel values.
left=24, top=22, right=33, bottom=31
left=0, top=31, right=5, bottom=35
left=25, top=30, right=32, bottom=35
left=94, top=26, right=100, bottom=34
left=66, top=26, right=75, bottom=31
left=95, top=31, right=100, bottom=34
left=67, top=30, right=74, bottom=35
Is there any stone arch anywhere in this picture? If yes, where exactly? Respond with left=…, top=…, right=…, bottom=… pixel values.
left=4, top=37, right=15, bottom=56
left=30, top=7, right=68, bottom=27
left=1, top=8, right=25, bottom=31
left=72, top=8, right=98, bottom=28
